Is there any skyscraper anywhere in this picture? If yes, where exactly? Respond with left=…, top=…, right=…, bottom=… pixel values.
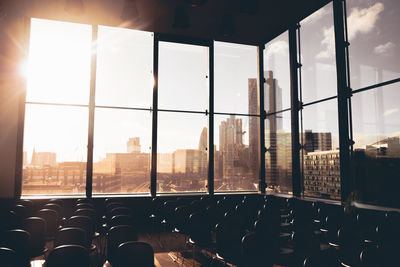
left=248, top=78, right=260, bottom=177
left=127, top=137, right=141, bottom=153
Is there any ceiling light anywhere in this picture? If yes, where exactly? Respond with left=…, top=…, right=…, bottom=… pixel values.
left=185, top=0, right=207, bottom=8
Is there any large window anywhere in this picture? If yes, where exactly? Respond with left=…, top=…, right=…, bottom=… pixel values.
left=156, top=41, right=209, bottom=193
left=347, top=0, right=400, bottom=207
left=264, top=31, right=293, bottom=194
left=22, top=19, right=92, bottom=196
left=214, top=41, right=260, bottom=192
left=93, top=26, right=153, bottom=195
left=299, top=2, right=341, bottom=200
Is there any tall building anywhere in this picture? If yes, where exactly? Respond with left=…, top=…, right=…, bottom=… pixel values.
left=219, top=115, right=244, bottom=179
left=248, top=78, right=260, bottom=177
left=127, top=137, right=141, bottom=153
left=303, top=130, right=332, bottom=153
left=30, top=148, right=57, bottom=167
left=303, top=150, right=341, bottom=200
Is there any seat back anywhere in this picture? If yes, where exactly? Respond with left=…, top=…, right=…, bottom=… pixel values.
left=55, top=227, right=89, bottom=248
left=107, top=225, right=138, bottom=265
left=115, top=241, right=154, bottom=267
left=46, top=245, right=89, bottom=267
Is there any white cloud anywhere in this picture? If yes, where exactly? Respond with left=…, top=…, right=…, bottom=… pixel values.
left=383, top=108, right=398, bottom=117
left=374, top=42, right=395, bottom=55
left=266, top=40, right=288, bottom=57
left=316, top=2, right=384, bottom=60
left=347, top=3, right=384, bottom=40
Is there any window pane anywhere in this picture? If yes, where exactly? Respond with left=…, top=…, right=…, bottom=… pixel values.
left=352, top=83, right=400, bottom=208
left=96, top=26, right=153, bottom=108
left=300, top=3, right=337, bottom=103
left=264, top=31, right=291, bottom=111
left=26, top=18, right=91, bottom=105
left=214, top=115, right=260, bottom=192
left=215, top=42, right=259, bottom=114
left=92, top=108, right=151, bottom=194
left=22, top=104, right=88, bottom=196
left=301, top=99, right=341, bottom=200
left=347, top=0, right=400, bottom=89
left=158, top=42, right=209, bottom=112
left=157, top=112, right=208, bottom=193
left=265, top=111, right=292, bottom=194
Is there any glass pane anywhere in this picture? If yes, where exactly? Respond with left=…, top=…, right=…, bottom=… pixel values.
left=96, top=26, right=153, bottom=108
left=264, top=31, right=291, bottom=111
left=352, top=83, right=400, bottom=207
left=214, top=115, right=260, bottom=192
left=214, top=41, right=259, bottom=114
left=347, top=0, right=400, bottom=89
left=92, top=108, right=151, bottom=194
left=158, top=42, right=209, bottom=112
left=300, top=3, right=338, bottom=103
left=22, top=104, right=88, bottom=196
left=301, top=99, right=341, bottom=200
left=26, top=18, right=92, bottom=105
left=265, top=111, right=292, bottom=194
left=157, top=112, right=208, bottom=193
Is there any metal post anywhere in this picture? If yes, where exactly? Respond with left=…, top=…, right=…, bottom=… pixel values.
left=258, top=45, right=266, bottom=194
left=208, top=42, right=214, bottom=195
left=86, top=25, right=98, bottom=198
left=288, top=25, right=301, bottom=197
left=150, top=33, right=159, bottom=197
left=333, top=0, right=352, bottom=202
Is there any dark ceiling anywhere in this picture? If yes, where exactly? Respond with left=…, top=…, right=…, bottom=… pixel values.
left=6, top=0, right=332, bottom=45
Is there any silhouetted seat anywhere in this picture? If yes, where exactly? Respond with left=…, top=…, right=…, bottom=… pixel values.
left=109, top=215, right=135, bottom=228
left=55, top=227, right=89, bottom=249
left=75, top=208, right=97, bottom=223
left=36, top=208, right=58, bottom=239
left=113, top=241, right=155, bottom=267
left=241, top=232, right=273, bottom=267
left=0, top=247, right=19, bottom=267
left=22, top=217, right=47, bottom=258
left=0, top=210, right=17, bottom=232
left=11, top=204, right=27, bottom=227
left=65, top=215, right=97, bottom=250
left=107, top=225, right=139, bottom=265
left=46, top=244, right=90, bottom=267
left=0, top=229, right=30, bottom=267
left=215, top=218, right=245, bottom=265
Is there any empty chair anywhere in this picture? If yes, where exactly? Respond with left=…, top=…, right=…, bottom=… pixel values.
left=107, top=225, right=139, bottom=265
left=0, top=247, right=19, bottom=267
left=11, top=204, right=27, bottom=227
left=215, top=218, right=246, bottom=265
left=76, top=198, right=94, bottom=205
left=0, top=229, right=31, bottom=267
left=65, top=216, right=95, bottom=243
left=36, top=209, right=58, bottom=239
left=76, top=202, right=95, bottom=210
left=110, top=207, right=131, bottom=218
left=0, top=210, right=17, bottom=232
left=49, top=198, right=64, bottom=208
left=113, top=241, right=155, bottom=267
left=54, top=227, right=89, bottom=249
left=46, top=245, right=90, bottom=267
left=17, top=200, right=34, bottom=217
left=109, top=215, right=134, bottom=228
left=22, top=217, right=47, bottom=258
left=241, top=232, right=273, bottom=267
left=75, top=208, right=96, bottom=223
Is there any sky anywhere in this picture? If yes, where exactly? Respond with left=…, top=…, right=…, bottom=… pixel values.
left=23, top=1, right=400, bottom=163
left=23, top=18, right=258, bottom=163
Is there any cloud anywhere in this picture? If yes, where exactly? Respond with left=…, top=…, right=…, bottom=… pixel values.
left=316, top=3, right=384, bottom=60
left=266, top=40, right=288, bottom=57
left=347, top=3, right=384, bottom=40
left=374, top=42, right=395, bottom=55
left=383, top=108, right=398, bottom=117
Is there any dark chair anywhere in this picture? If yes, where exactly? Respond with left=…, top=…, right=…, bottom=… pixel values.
left=0, top=247, right=19, bottom=267
left=46, top=245, right=90, bottom=267
left=17, top=200, right=34, bottom=217
left=11, top=204, right=27, bottom=227
left=54, top=227, right=89, bottom=249
left=110, top=207, right=131, bottom=218
left=215, top=218, right=245, bottom=265
left=76, top=198, right=94, bottom=205
left=76, top=202, right=95, bottom=210
left=75, top=208, right=96, bottom=223
left=0, top=229, right=31, bottom=267
left=49, top=198, right=64, bottom=208
left=107, top=225, right=139, bottom=265
left=113, top=241, right=155, bottom=267
left=22, top=217, right=47, bottom=258
left=360, top=246, right=381, bottom=267
left=65, top=215, right=95, bottom=244
left=241, top=232, right=273, bottom=267
left=109, top=215, right=135, bottom=228
left=0, top=210, right=17, bottom=232
left=36, top=208, right=58, bottom=239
